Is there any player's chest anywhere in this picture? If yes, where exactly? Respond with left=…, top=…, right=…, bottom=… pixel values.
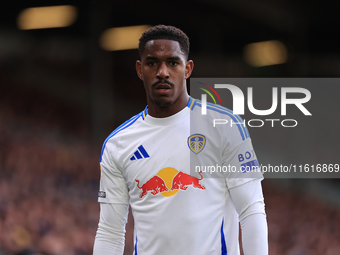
left=120, top=125, right=222, bottom=186
left=119, top=123, right=189, bottom=179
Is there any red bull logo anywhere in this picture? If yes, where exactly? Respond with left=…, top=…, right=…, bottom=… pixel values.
left=135, top=176, right=169, bottom=198
left=135, top=167, right=205, bottom=198
left=170, top=171, right=205, bottom=191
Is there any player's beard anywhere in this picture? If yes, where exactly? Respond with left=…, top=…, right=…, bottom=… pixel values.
left=151, top=80, right=175, bottom=107
left=154, top=98, right=173, bottom=107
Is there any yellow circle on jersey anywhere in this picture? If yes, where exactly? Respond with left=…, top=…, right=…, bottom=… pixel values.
left=157, top=167, right=179, bottom=197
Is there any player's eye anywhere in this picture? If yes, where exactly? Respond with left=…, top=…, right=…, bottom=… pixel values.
left=148, top=61, right=156, bottom=67
left=169, top=61, right=178, bottom=66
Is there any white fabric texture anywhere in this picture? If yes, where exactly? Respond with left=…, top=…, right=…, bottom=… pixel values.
left=230, top=179, right=268, bottom=255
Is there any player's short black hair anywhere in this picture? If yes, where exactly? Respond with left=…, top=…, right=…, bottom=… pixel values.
left=138, top=25, right=190, bottom=60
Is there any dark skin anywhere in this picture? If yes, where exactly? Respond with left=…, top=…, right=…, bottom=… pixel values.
left=136, top=39, right=194, bottom=118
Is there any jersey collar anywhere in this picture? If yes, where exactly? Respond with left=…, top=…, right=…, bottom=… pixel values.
left=143, top=101, right=191, bottom=126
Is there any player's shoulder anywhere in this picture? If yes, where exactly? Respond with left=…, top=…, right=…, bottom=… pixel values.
left=100, top=108, right=147, bottom=157
left=189, top=97, right=240, bottom=120
left=189, top=97, right=250, bottom=141
left=105, top=108, right=147, bottom=141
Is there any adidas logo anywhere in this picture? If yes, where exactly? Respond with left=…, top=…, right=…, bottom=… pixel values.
left=130, top=145, right=150, bottom=161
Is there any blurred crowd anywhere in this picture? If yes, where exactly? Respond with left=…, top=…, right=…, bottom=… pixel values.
left=0, top=82, right=98, bottom=255
left=0, top=82, right=339, bottom=255
left=263, top=182, right=340, bottom=255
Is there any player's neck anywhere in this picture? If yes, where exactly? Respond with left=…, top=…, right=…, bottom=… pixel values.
left=147, top=95, right=190, bottom=118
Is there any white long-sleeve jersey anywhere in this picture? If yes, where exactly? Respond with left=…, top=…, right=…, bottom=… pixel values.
left=94, top=97, right=268, bottom=255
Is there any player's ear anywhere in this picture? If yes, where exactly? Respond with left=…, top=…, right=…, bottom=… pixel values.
left=136, top=60, right=143, bottom=80
left=185, top=60, right=194, bottom=79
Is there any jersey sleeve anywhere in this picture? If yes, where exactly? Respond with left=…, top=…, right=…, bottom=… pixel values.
left=93, top=203, right=129, bottom=255
left=229, top=179, right=268, bottom=255
left=98, top=138, right=129, bottom=204
left=222, top=122, right=263, bottom=189
left=94, top=138, right=130, bottom=255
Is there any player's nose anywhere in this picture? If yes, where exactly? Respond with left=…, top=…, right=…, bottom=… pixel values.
left=156, top=62, right=169, bottom=79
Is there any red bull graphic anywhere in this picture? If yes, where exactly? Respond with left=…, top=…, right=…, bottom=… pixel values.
left=170, top=171, right=205, bottom=191
left=135, top=176, right=168, bottom=198
left=135, top=167, right=205, bottom=198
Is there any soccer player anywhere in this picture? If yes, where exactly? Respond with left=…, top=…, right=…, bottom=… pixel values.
left=93, top=25, right=268, bottom=255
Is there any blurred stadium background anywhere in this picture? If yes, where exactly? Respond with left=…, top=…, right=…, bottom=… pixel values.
left=0, top=0, right=339, bottom=254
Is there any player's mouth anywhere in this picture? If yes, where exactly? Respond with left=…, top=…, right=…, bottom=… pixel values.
left=155, top=84, right=172, bottom=94
left=153, top=81, right=174, bottom=95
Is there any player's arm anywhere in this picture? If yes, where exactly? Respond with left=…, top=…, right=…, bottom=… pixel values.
left=221, top=115, right=267, bottom=253
left=229, top=179, right=268, bottom=255
left=93, top=202, right=129, bottom=255
left=93, top=139, right=130, bottom=255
